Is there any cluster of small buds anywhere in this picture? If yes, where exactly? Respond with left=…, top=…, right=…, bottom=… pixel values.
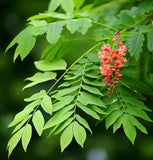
left=98, top=32, right=127, bottom=96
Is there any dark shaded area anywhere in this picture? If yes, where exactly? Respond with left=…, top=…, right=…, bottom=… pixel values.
left=0, top=0, right=153, bottom=160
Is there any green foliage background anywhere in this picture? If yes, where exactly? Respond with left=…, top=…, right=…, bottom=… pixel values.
left=1, top=0, right=153, bottom=160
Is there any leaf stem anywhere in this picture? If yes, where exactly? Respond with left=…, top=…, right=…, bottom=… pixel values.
left=120, top=16, right=147, bottom=34
left=47, top=42, right=103, bottom=94
left=115, top=87, right=127, bottom=113
left=92, top=21, right=117, bottom=31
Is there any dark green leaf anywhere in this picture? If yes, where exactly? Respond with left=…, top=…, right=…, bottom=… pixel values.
left=128, top=33, right=145, bottom=60
left=106, top=110, right=124, bottom=129
left=77, top=102, right=100, bottom=120
left=147, top=29, right=153, bottom=52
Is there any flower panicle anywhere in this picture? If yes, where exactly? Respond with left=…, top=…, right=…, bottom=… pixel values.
left=98, top=32, right=127, bottom=96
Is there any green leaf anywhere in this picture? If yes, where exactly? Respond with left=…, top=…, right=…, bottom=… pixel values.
left=41, top=44, right=54, bottom=59
left=120, top=11, right=135, bottom=26
left=12, top=114, right=32, bottom=134
left=24, top=99, right=41, bottom=110
left=129, top=115, right=148, bottom=134
left=121, top=95, right=151, bottom=112
left=61, top=0, right=74, bottom=13
left=23, top=72, right=56, bottom=90
left=45, top=22, right=67, bottom=44
left=49, top=118, right=73, bottom=136
left=41, top=95, right=52, bottom=115
left=122, top=114, right=136, bottom=144
left=66, top=20, right=79, bottom=34
left=120, top=76, right=153, bottom=96
left=128, top=32, right=145, bottom=60
left=48, top=0, right=62, bottom=12
left=77, top=102, right=100, bottom=120
left=78, top=92, right=106, bottom=107
left=106, top=102, right=121, bottom=114
left=147, top=29, right=153, bottom=52
left=34, top=59, right=67, bottom=71
left=106, top=110, right=124, bottom=129
left=44, top=105, right=74, bottom=129
left=8, top=128, right=23, bottom=157
left=76, top=114, right=92, bottom=134
left=52, top=95, right=74, bottom=112
left=24, top=90, right=46, bottom=102
left=21, top=124, right=32, bottom=152
left=82, top=84, right=103, bottom=96
left=32, top=110, right=45, bottom=136
left=11, top=27, right=36, bottom=61
left=113, top=114, right=125, bottom=133
left=59, top=78, right=80, bottom=87
left=56, top=41, right=74, bottom=59
left=77, top=19, right=92, bottom=35
left=28, top=13, right=53, bottom=21
left=85, top=71, right=100, bottom=79
left=5, top=36, right=18, bottom=53
left=90, top=105, right=107, bottom=115
left=13, top=46, right=20, bottom=62
left=126, top=104, right=152, bottom=122
left=8, top=108, right=33, bottom=128
left=73, top=0, right=85, bottom=10
left=60, top=123, right=73, bottom=152
left=53, top=85, right=80, bottom=99
left=45, top=43, right=63, bottom=61
left=73, top=121, right=86, bottom=147
left=83, top=77, right=105, bottom=86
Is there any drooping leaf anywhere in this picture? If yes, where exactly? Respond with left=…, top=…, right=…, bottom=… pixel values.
left=52, top=95, right=74, bottom=112
left=73, top=121, right=86, bottom=147
left=23, top=72, right=56, bottom=90
left=122, top=114, right=136, bottom=144
left=50, top=118, right=73, bottom=136
left=53, top=85, right=80, bottom=99
left=120, top=76, right=153, bottom=95
left=77, top=102, right=100, bottom=120
left=12, top=114, right=32, bottom=134
left=76, top=114, right=92, bottom=134
left=126, top=104, right=152, bottom=122
left=106, top=110, right=124, bottom=129
left=129, top=115, right=148, bottom=134
left=8, top=108, right=33, bottom=128
left=128, top=32, right=145, bottom=60
left=34, top=59, right=67, bottom=71
left=21, top=124, right=32, bottom=152
left=41, top=95, right=52, bottom=115
left=24, top=90, right=46, bottom=102
left=44, top=105, right=74, bottom=129
left=32, top=110, right=45, bottom=136
left=60, top=123, right=73, bottom=152
left=8, top=128, right=23, bottom=157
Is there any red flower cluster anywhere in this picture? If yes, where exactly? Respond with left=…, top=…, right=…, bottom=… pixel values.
left=98, top=34, right=127, bottom=96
